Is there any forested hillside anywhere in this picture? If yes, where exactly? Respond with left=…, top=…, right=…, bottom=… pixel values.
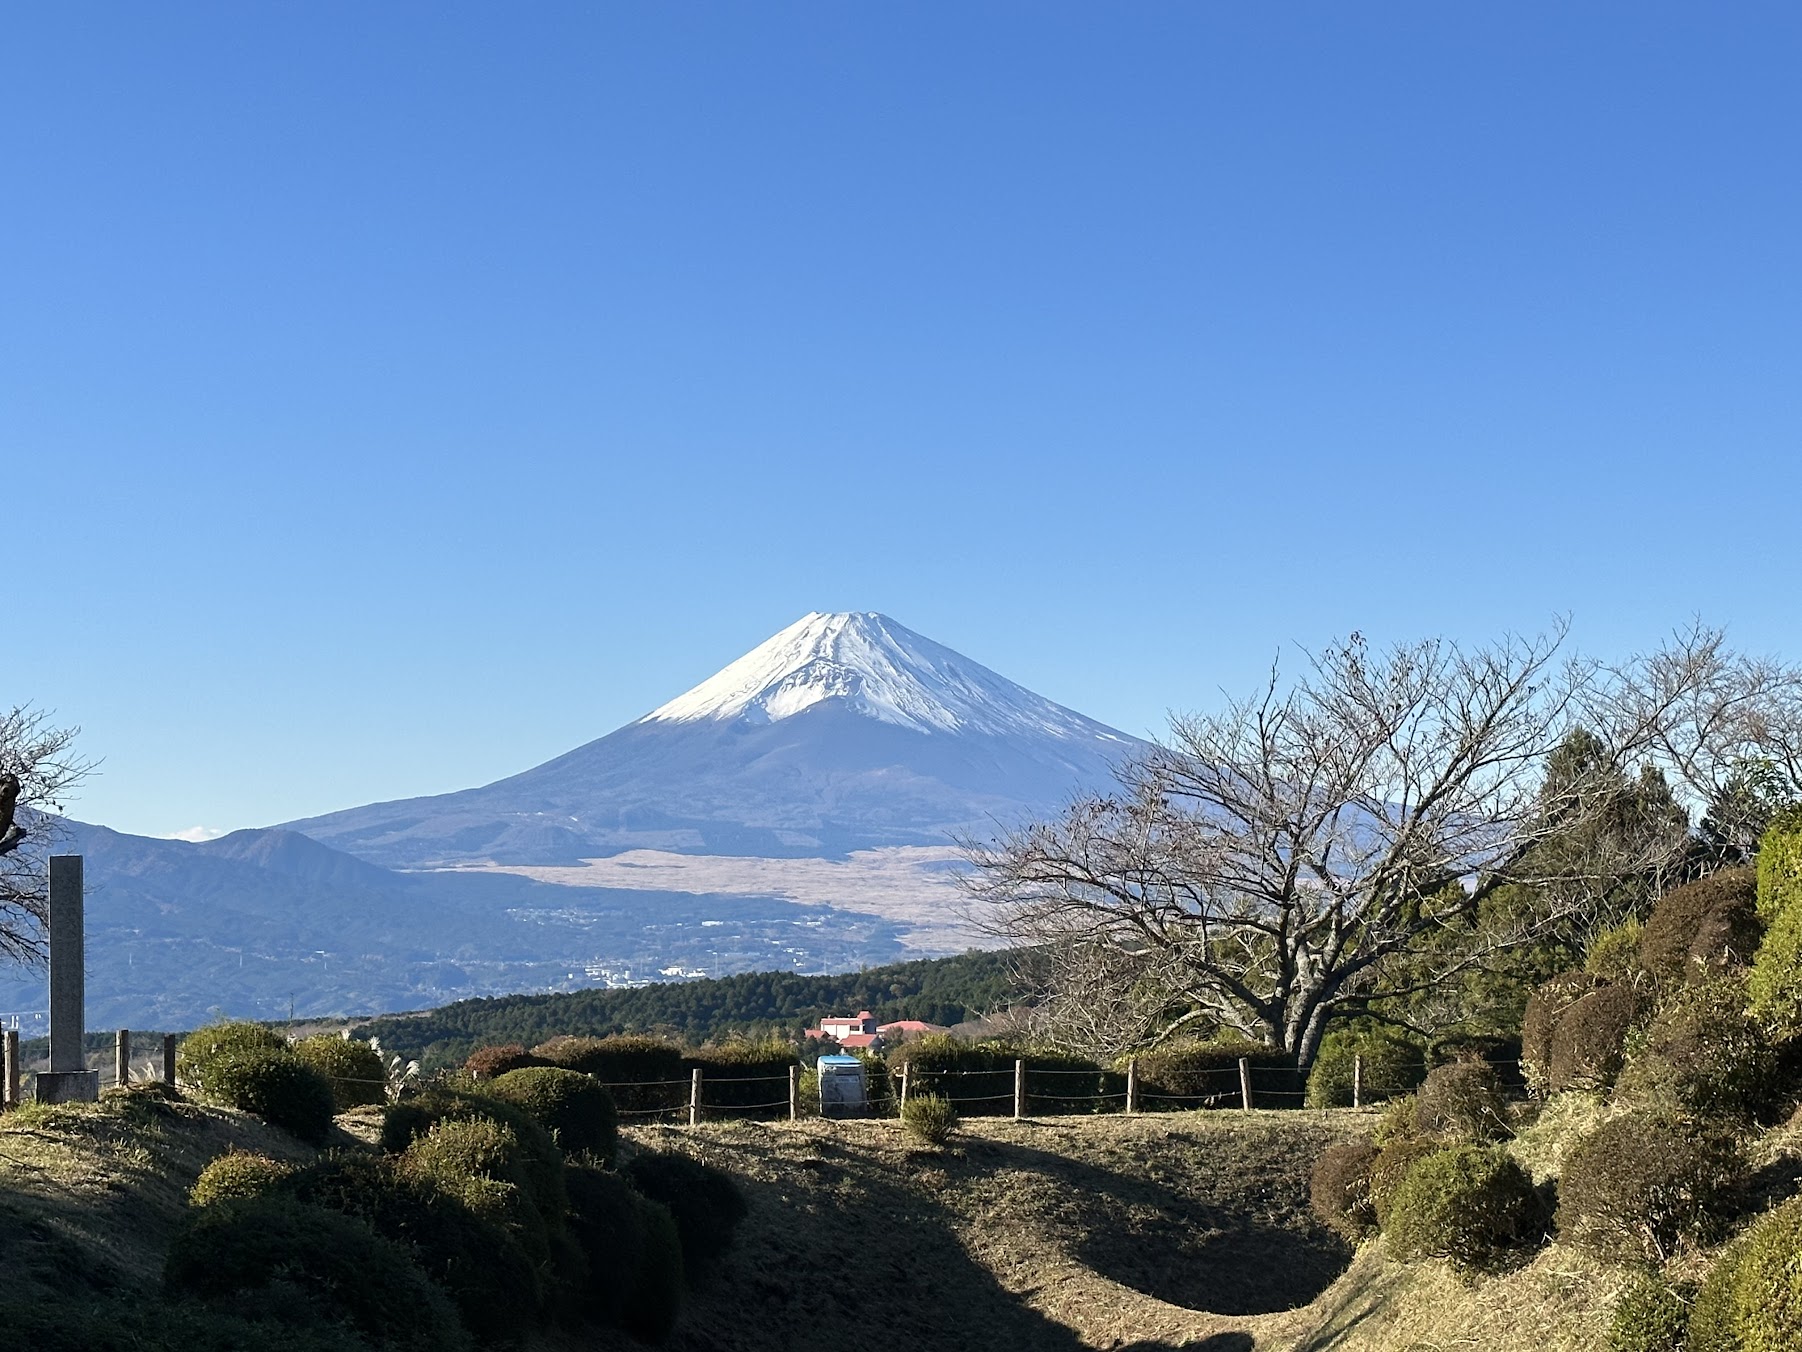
left=353, top=950, right=1016, bottom=1067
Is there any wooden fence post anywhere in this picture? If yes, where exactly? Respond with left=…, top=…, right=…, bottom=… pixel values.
left=162, top=1033, right=178, bottom=1087
left=899, top=1062, right=910, bottom=1111
left=3, top=1029, right=16, bottom=1108
left=116, top=1029, right=131, bottom=1088
left=788, top=1064, right=798, bottom=1123
left=689, top=1067, right=702, bottom=1128
left=1352, top=1054, right=1363, bottom=1110
left=1238, top=1057, right=1253, bottom=1112
left=1014, top=1058, right=1026, bottom=1121
left=1125, top=1057, right=1138, bottom=1114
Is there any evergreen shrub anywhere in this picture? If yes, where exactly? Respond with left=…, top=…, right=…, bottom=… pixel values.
left=487, top=1066, right=619, bottom=1162
left=1547, top=984, right=1640, bottom=1092
left=623, top=1148, right=748, bottom=1281
left=1755, top=804, right=1802, bottom=923
left=1309, top=1141, right=1380, bottom=1242
left=1587, top=920, right=1648, bottom=982
left=163, top=1195, right=471, bottom=1352
left=399, top=1117, right=553, bottom=1261
left=1608, top=1273, right=1695, bottom=1352
left=1555, top=1110, right=1741, bottom=1265
left=204, top=1050, right=336, bottom=1144
left=1521, top=971, right=1599, bottom=1095
left=1383, top=1144, right=1545, bottom=1276
left=1687, top=1197, right=1802, bottom=1352
left=175, top=1021, right=287, bottom=1096
left=1305, top=1028, right=1426, bottom=1108
left=380, top=1087, right=566, bottom=1222
left=1749, top=904, right=1802, bottom=1040
left=1618, top=973, right=1778, bottom=1121
left=1427, top=1034, right=1526, bottom=1091
left=686, top=1041, right=800, bottom=1116
left=1369, top=1138, right=1442, bottom=1227
left=533, top=1035, right=686, bottom=1114
left=1121, top=1039, right=1299, bottom=1110
left=1639, top=867, right=1761, bottom=983
left=564, top=1165, right=647, bottom=1326
left=901, top=1093, right=957, bottom=1147
left=622, top=1195, right=685, bottom=1345
left=464, top=1043, right=543, bottom=1081
left=286, top=1151, right=540, bottom=1343
left=189, top=1151, right=296, bottom=1208
left=1413, top=1061, right=1510, bottom=1141
left=291, top=1035, right=387, bottom=1111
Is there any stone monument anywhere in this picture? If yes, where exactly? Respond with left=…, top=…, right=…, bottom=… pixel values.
left=35, top=855, right=99, bottom=1103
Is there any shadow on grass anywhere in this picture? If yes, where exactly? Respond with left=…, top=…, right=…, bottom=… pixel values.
left=962, top=1133, right=1352, bottom=1315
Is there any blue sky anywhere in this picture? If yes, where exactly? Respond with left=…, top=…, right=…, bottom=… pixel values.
left=8, top=4, right=1799, bottom=839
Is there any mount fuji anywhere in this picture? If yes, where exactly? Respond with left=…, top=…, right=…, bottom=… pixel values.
left=287, top=612, right=1144, bottom=867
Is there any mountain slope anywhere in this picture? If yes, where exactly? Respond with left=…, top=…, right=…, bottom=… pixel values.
left=287, top=612, right=1142, bottom=868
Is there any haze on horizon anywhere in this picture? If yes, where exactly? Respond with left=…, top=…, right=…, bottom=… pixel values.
left=8, top=4, right=1799, bottom=840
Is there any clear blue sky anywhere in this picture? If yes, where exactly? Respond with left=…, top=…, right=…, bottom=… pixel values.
left=8, top=4, right=1799, bottom=839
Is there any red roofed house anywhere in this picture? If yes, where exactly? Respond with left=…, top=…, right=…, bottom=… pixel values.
left=814, top=1011, right=879, bottom=1041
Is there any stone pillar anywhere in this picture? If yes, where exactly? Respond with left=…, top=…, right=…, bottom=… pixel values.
left=36, top=856, right=98, bottom=1103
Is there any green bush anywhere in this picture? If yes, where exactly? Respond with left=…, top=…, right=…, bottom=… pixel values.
left=1749, top=902, right=1802, bottom=1040
left=163, top=1195, right=471, bottom=1352
left=291, top=1035, right=387, bottom=1111
left=285, top=1151, right=541, bottom=1343
left=1755, top=804, right=1802, bottom=923
left=623, top=1148, right=748, bottom=1282
left=190, top=1153, right=295, bottom=1204
left=564, top=1165, right=647, bottom=1326
left=1369, top=1138, right=1442, bottom=1228
left=175, top=1021, right=287, bottom=1096
left=533, top=1035, right=686, bottom=1114
left=1427, top=1035, right=1527, bottom=1092
left=1688, top=1196, right=1802, bottom=1352
left=1305, top=1029, right=1426, bottom=1108
left=1639, top=867, right=1762, bottom=984
left=1521, top=970, right=1599, bottom=1095
left=464, top=1043, right=543, bottom=1080
left=487, top=1066, right=619, bottom=1163
left=622, top=1194, right=685, bottom=1345
left=1310, top=1141, right=1380, bottom=1242
left=1554, top=1110, right=1741, bottom=1265
left=1608, top=1272, right=1695, bottom=1352
left=189, top=1151, right=296, bottom=1207
left=1547, top=983, right=1640, bottom=1093
left=380, top=1086, right=566, bottom=1224
left=1413, top=1060, right=1510, bottom=1141
left=1121, top=1038, right=1300, bottom=1110
left=1587, top=920, right=1648, bottom=982
left=901, top=1093, right=957, bottom=1147
left=687, top=1040, right=800, bottom=1116
left=1383, top=1144, right=1545, bottom=1276
left=204, top=1049, right=337, bottom=1144
left=399, top=1117, right=552, bottom=1262
left=1618, top=972, right=1779, bottom=1121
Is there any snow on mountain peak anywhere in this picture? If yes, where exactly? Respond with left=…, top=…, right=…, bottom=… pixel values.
left=640, top=611, right=1130, bottom=743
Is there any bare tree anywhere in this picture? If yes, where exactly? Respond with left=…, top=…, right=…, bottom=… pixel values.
left=965, top=624, right=1783, bottom=1066
left=0, top=706, right=92, bottom=963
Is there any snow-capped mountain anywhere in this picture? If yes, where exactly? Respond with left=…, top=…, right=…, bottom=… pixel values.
left=287, top=611, right=1143, bottom=867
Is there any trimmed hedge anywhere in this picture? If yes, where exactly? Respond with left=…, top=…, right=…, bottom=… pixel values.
left=291, top=1035, right=387, bottom=1111
left=1618, top=973, right=1778, bottom=1121
left=623, top=1148, right=748, bottom=1282
left=175, top=1021, right=288, bottom=1097
left=203, top=1050, right=337, bottom=1144
left=487, top=1066, right=619, bottom=1163
left=1369, top=1138, right=1443, bottom=1228
left=1427, top=1034, right=1526, bottom=1092
left=163, top=1195, right=472, bottom=1352
left=1413, top=1061, right=1510, bottom=1142
left=564, top=1165, right=647, bottom=1326
left=380, top=1087, right=567, bottom=1229
left=1383, top=1145, right=1545, bottom=1276
left=1586, top=920, right=1648, bottom=983
left=687, top=1041, right=801, bottom=1116
left=286, top=1151, right=540, bottom=1343
left=1310, top=1141, right=1380, bottom=1242
left=1121, top=1039, right=1300, bottom=1110
left=1547, top=983, right=1640, bottom=1093
left=1687, top=1196, right=1802, bottom=1352
left=189, top=1151, right=296, bottom=1208
left=533, top=1035, right=686, bottom=1114
left=399, top=1117, right=553, bottom=1263
left=1755, top=804, right=1802, bottom=923
left=1639, top=867, right=1761, bottom=983
left=1555, top=1110, right=1740, bottom=1265
left=464, top=1044, right=543, bottom=1081
left=1306, top=1029, right=1426, bottom=1108
left=623, top=1195, right=686, bottom=1345
left=1608, top=1273, right=1695, bottom=1352
left=1521, top=971, right=1599, bottom=1096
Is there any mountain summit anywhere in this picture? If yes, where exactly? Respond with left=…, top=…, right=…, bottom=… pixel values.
left=286, top=611, right=1141, bottom=867
left=643, top=611, right=1126, bottom=742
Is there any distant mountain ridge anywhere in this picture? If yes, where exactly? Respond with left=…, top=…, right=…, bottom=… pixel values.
left=286, top=611, right=1143, bottom=867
